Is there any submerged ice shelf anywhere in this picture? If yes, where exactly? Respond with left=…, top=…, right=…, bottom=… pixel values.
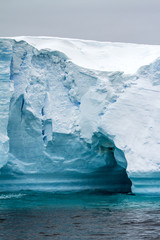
left=0, top=37, right=160, bottom=194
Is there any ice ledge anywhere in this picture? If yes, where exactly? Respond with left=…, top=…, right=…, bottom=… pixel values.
left=129, top=172, right=160, bottom=194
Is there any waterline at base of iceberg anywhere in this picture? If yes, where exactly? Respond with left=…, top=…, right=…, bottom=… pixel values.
left=0, top=165, right=131, bottom=193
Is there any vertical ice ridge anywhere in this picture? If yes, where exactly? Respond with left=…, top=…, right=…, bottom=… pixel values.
left=0, top=40, right=13, bottom=168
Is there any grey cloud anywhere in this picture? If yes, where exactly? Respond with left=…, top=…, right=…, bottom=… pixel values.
left=0, top=0, right=160, bottom=44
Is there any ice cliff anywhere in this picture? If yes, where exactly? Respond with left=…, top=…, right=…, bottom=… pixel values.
left=0, top=37, right=160, bottom=194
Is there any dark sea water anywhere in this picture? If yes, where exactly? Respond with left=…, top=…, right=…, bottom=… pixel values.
left=0, top=191, right=160, bottom=240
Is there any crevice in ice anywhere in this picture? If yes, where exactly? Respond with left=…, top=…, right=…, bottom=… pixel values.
left=20, top=96, right=25, bottom=120
left=41, top=98, right=52, bottom=146
left=9, top=56, right=14, bottom=81
left=41, top=107, right=44, bottom=116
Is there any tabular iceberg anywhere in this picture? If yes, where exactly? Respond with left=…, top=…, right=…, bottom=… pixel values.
left=0, top=37, right=160, bottom=194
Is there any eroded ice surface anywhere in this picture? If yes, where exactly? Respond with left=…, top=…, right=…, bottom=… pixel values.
left=0, top=37, right=160, bottom=194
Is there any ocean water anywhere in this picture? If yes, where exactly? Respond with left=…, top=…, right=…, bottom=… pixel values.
left=0, top=191, right=160, bottom=240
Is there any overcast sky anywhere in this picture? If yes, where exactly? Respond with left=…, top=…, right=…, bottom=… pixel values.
left=0, top=0, right=160, bottom=44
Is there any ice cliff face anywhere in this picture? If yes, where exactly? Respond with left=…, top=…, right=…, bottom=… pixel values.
left=0, top=37, right=160, bottom=194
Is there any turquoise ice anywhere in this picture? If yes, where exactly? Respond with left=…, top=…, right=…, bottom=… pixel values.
left=0, top=37, right=160, bottom=194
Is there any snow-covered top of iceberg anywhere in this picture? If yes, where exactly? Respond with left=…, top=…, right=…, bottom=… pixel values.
left=5, top=36, right=160, bottom=74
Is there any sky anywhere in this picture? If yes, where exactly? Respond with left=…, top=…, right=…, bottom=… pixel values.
left=0, top=0, right=160, bottom=44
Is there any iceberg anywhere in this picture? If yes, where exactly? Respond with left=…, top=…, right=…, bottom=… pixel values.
left=0, top=36, right=160, bottom=194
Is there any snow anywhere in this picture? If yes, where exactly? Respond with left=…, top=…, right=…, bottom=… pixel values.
left=11, top=36, right=160, bottom=74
